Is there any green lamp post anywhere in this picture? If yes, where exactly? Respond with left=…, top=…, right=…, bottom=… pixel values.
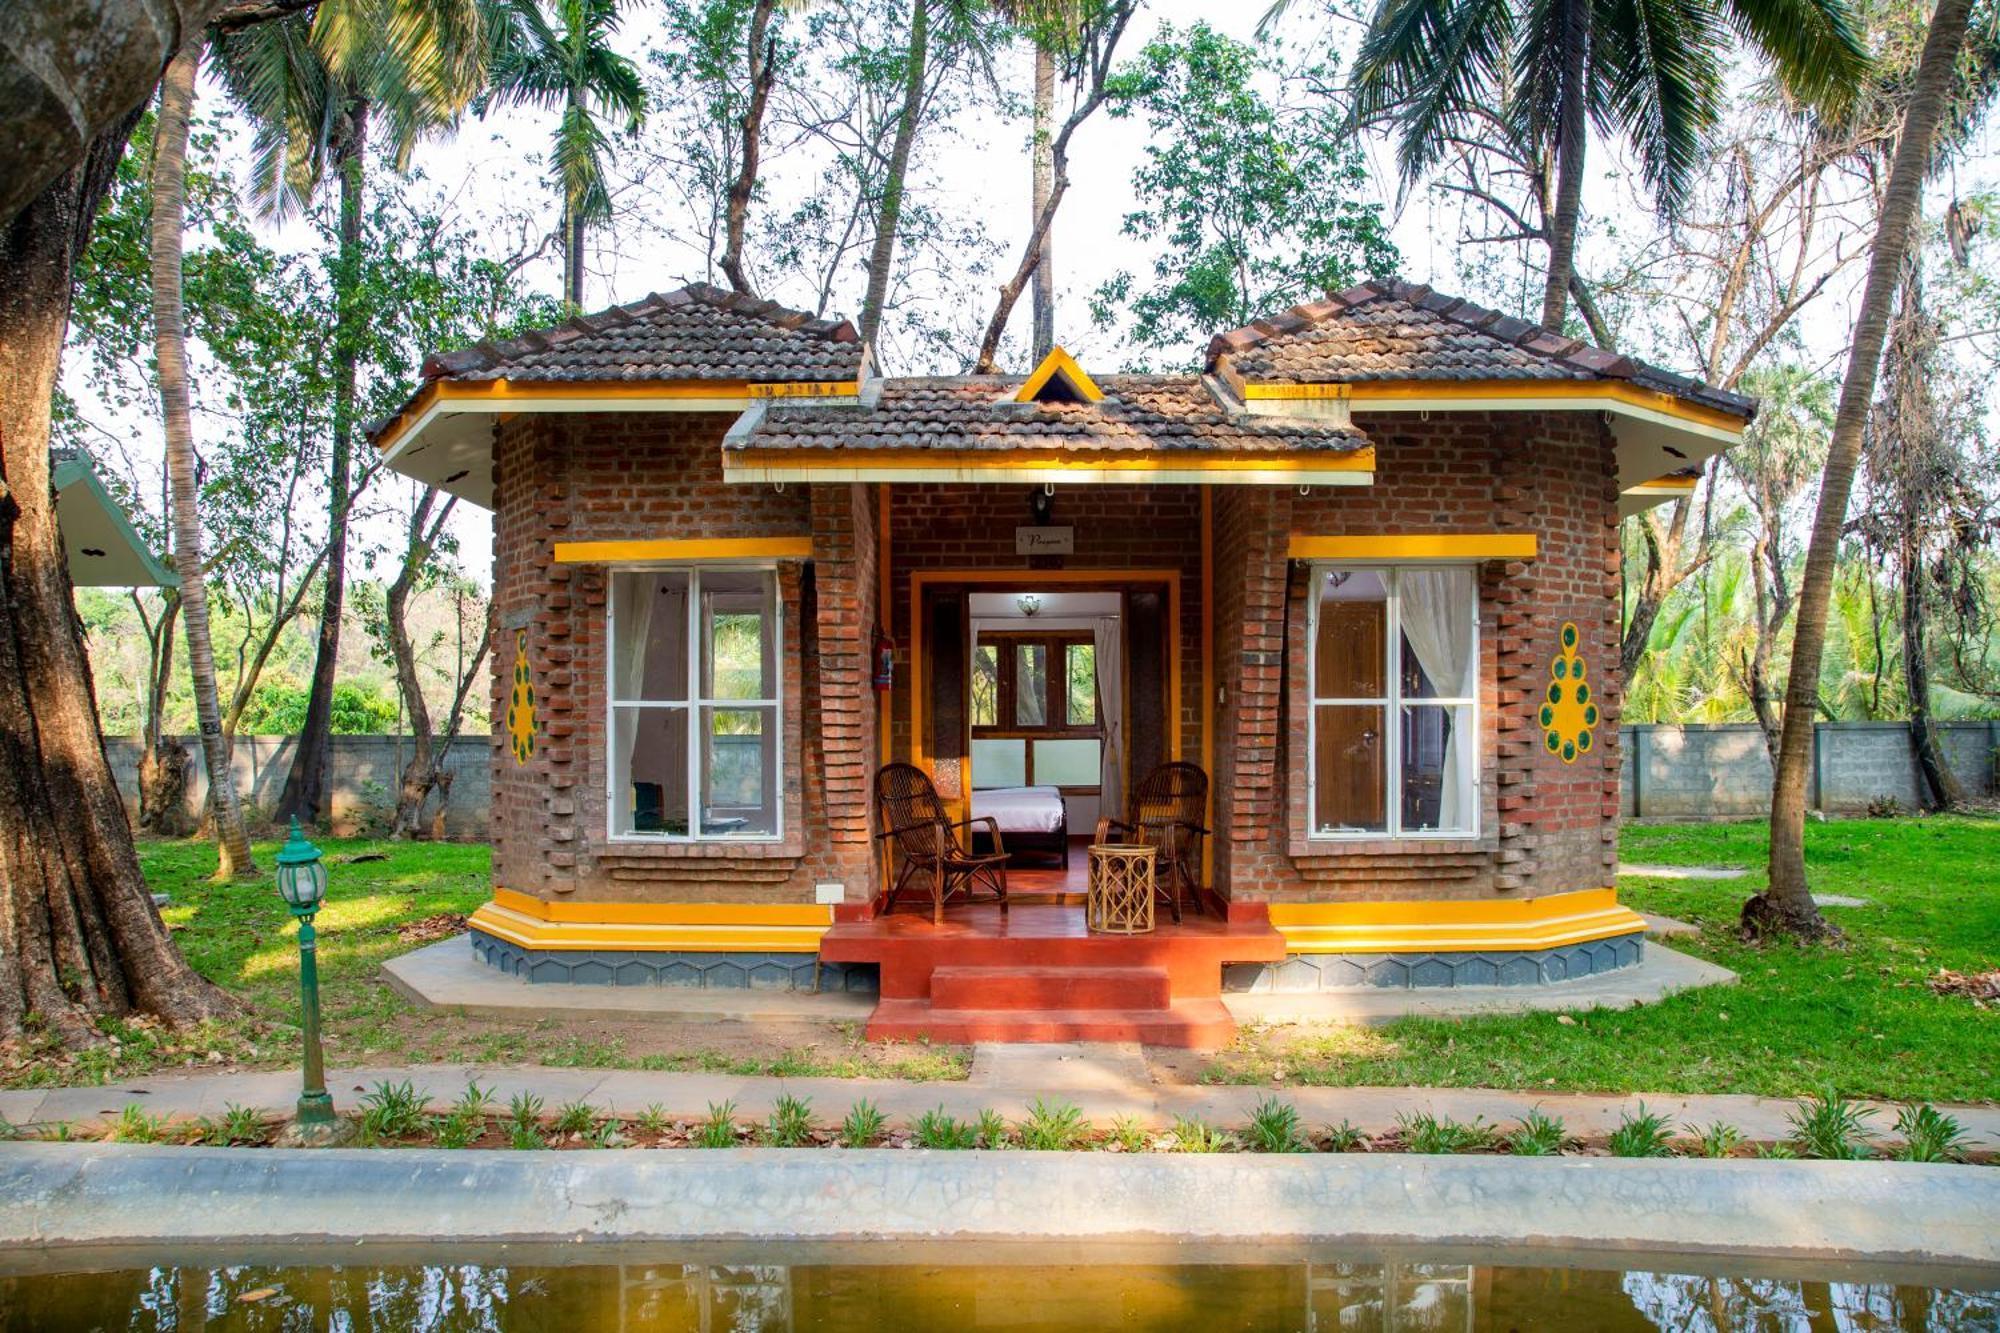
left=274, top=818, right=336, bottom=1136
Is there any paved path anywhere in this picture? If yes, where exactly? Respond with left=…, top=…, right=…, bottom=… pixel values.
left=4, top=1048, right=1993, bottom=1149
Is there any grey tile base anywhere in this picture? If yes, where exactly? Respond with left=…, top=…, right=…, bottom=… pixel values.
left=469, top=930, right=878, bottom=993
left=1222, top=934, right=1645, bottom=992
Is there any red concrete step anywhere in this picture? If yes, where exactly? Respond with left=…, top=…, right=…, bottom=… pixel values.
left=929, top=964, right=1172, bottom=1012
left=865, top=997, right=1237, bottom=1049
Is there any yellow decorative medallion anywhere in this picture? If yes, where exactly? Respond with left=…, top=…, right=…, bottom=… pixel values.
left=505, top=629, right=536, bottom=763
left=1539, top=621, right=1597, bottom=764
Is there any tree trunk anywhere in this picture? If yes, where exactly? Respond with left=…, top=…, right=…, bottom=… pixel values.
left=567, top=201, right=586, bottom=312
left=1029, top=43, right=1055, bottom=364
left=152, top=43, right=255, bottom=878
left=1900, top=531, right=1962, bottom=810
left=0, top=119, right=234, bottom=1046
left=858, top=0, right=930, bottom=351
left=136, top=592, right=195, bottom=836
left=1538, top=0, right=1590, bottom=331
left=1754, top=0, right=1976, bottom=940
left=275, top=94, right=367, bottom=827
left=721, top=0, right=780, bottom=296
left=386, top=488, right=449, bottom=837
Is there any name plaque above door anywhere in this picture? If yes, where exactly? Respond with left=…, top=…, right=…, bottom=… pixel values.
left=1015, top=526, right=1074, bottom=555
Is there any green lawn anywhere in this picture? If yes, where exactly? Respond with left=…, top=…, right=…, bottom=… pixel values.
left=1202, top=816, right=1999, bottom=1103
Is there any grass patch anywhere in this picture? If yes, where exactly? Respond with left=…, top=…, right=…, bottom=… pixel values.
left=1199, top=817, right=1999, bottom=1102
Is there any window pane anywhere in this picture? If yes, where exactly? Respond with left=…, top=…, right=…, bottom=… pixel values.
left=1401, top=704, right=1473, bottom=833
left=1015, top=644, right=1047, bottom=725
left=971, top=737, right=1026, bottom=788
left=701, top=570, right=775, bottom=701
left=1066, top=643, right=1097, bottom=725
left=1033, top=738, right=1101, bottom=787
left=1314, top=569, right=1387, bottom=699
left=1396, top=567, right=1477, bottom=699
left=971, top=644, right=998, bottom=727
left=611, top=572, right=689, bottom=702
left=701, top=705, right=777, bottom=836
left=1313, top=704, right=1386, bottom=834
left=612, top=706, right=688, bottom=836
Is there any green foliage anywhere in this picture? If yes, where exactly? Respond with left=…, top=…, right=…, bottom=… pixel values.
left=1608, top=1106, right=1677, bottom=1159
left=552, top=1099, right=599, bottom=1136
left=764, top=1094, right=815, bottom=1147
left=197, top=1103, right=269, bottom=1147
left=839, top=1099, right=887, bottom=1148
left=1505, top=1109, right=1567, bottom=1157
left=1245, top=1097, right=1309, bottom=1153
left=360, top=1080, right=431, bottom=1140
left=1892, top=1104, right=1970, bottom=1163
left=1788, top=1089, right=1876, bottom=1160
left=1092, top=23, right=1397, bottom=363
left=695, top=1100, right=740, bottom=1149
left=105, top=1104, right=170, bottom=1144
left=433, top=1106, right=486, bottom=1149
left=584, top=1117, right=629, bottom=1148
left=1166, top=1115, right=1239, bottom=1153
left=508, top=1092, right=544, bottom=1129
left=975, top=1108, right=1013, bottom=1148
left=1691, top=1120, right=1744, bottom=1159
left=1016, top=1098, right=1088, bottom=1151
left=913, top=1107, right=980, bottom=1150
left=508, top=1119, right=546, bottom=1151
left=238, top=681, right=401, bottom=736
left=634, top=1103, right=673, bottom=1137
left=1323, top=1119, right=1368, bottom=1152
left=1102, top=1115, right=1150, bottom=1153
left=1396, top=1112, right=1495, bottom=1154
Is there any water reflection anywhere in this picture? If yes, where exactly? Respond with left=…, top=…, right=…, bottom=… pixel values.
left=0, top=1257, right=1992, bottom=1331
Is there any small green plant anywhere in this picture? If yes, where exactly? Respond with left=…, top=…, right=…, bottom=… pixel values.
left=1323, top=1119, right=1368, bottom=1153
left=1893, top=1104, right=1969, bottom=1164
left=507, top=1119, right=545, bottom=1151
left=1167, top=1116, right=1238, bottom=1153
left=194, top=1103, right=267, bottom=1147
left=764, top=1095, right=814, bottom=1147
left=1690, top=1120, right=1743, bottom=1159
left=452, top=1083, right=493, bottom=1117
left=552, top=1099, right=599, bottom=1136
left=106, top=1104, right=167, bottom=1144
left=1789, top=1089, right=1875, bottom=1160
left=913, top=1107, right=980, bottom=1150
left=585, top=1117, right=628, bottom=1149
left=1505, top=1109, right=1567, bottom=1157
left=1397, top=1112, right=1495, bottom=1155
left=633, top=1103, right=673, bottom=1137
left=1753, top=1141, right=1799, bottom=1159
left=976, top=1108, right=1012, bottom=1149
left=42, top=1120, right=77, bottom=1143
left=1608, top=1105, right=1677, bottom=1158
left=1245, top=1097, right=1308, bottom=1153
left=433, top=1106, right=487, bottom=1149
left=1017, top=1098, right=1087, bottom=1151
left=695, top=1101, right=739, bottom=1149
left=360, top=1080, right=430, bottom=1141
left=1102, top=1115, right=1149, bottom=1153
left=839, top=1099, right=887, bottom=1148
left=507, top=1092, right=544, bottom=1130
left=0, top=1114, right=15, bottom=1142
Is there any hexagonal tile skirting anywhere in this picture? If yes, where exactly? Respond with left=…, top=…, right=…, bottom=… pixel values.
left=468, top=930, right=878, bottom=992
left=1220, top=935, right=1647, bottom=992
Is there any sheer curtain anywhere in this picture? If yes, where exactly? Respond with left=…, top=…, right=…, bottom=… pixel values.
left=1093, top=615, right=1124, bottom=818
left=1397, top=568, right=1476, bottom=831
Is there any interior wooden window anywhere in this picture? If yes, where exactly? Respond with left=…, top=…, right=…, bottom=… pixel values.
left=972, top=630, right=1103, bottom=791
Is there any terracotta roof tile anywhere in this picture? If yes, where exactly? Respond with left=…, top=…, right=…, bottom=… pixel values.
left=419, top=284, right=864, bottom=385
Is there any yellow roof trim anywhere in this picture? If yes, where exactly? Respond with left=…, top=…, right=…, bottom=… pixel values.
left=1288, top=533, right=1537, bottom=561
left=725, top=446, right=1374, bottom=473
left=1240, top=378, right=1747, bottom=434
left=1625, top=474, right=1701, bottom=493
left=1014, top=345, right=1104, bottom=404
left=553, top=536, right=813, bottom=564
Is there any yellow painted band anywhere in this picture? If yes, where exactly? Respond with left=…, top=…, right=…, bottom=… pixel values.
left=1628, top=475, right=1700, bottom=492
left=724, top=448, right=1375, bottom=474
left=1015, top=346, right=1105, bottom=403
left=374, top=378, right=862, bottom=452
left=1239, top=378, right=1746, bottom=432
left=1266, top=888, right=1646, bottom=953
left=552, top=536, right=813, bottom=563
left=1287, top=533, right=1537, bottom=561
left=470, top=904, right=829, bottom=953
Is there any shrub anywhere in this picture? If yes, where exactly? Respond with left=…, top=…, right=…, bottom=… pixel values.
left=360, top=1081, right=430, bottom=1141
left=1789, top=1089, right=1876, bottom=1160
left=1245, top=1098, right=1308, bottom=1153
left=913, top=1107, right=980, bottom=1150
left=1166, top=1116, right=1238, bottom=1153
left=1017, top=1098, right=1088, bottom=1151
left=1892, top=1104, right=1969, bottom=1164
left=1397, top=1112, right=1495, bottom=1155
left=1505, top=1109, right=1567, bottom=1157
left=1690, top=1120, right=1743, bottom=1159
left=839, top=1100, right=887, bottom=1148
left=1608, top=1105, right=1676, bottom=1158
left=695, top=1101, right=739, bottom=1149
left=764, top=1095, right=814, bottom=1148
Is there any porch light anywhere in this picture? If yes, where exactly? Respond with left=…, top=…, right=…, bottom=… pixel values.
left=1017, top=594, right=1043, bottom=617
left=275, top=818, right=328, bottom=913
left=273, top=819, right=337, bottom=1136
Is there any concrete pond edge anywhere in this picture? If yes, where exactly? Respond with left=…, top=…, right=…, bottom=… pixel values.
left=0, top=1143, right=1994, bottom=1268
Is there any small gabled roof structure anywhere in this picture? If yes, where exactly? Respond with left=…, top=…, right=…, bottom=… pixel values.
left=52, top=449, right=175, bottom=588
left=1206, top=279, right=1755, bottom=510
left=371, top=284, right=868, bottom=508
left=1013, top=346, right=1104, bottom=405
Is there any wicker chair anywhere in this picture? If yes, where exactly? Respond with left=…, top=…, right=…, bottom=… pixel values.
left=874, top=763, right=1009, bottom=925
left=1094, top=761, right=1209, bottom=924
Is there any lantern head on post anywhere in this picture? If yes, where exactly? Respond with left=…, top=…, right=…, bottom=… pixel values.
left=274, top=818, right=328, bottom=917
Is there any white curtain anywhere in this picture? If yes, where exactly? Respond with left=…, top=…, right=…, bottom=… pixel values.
left=1396, top=568, right=1476, bottom=831
left=1093, top=614, right=1124, bottom=818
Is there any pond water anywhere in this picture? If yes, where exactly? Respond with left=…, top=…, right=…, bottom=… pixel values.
left=1, top=1246, right=1993, bottom=1331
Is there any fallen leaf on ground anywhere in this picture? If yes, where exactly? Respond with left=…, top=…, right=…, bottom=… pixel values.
left=1927, top=969, right=1998, bottom=1004
left=397, top=913, right=469, bottom=944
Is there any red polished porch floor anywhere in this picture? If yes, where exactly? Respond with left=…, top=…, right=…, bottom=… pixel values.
left=820, top=904, right=1286, bottom=1049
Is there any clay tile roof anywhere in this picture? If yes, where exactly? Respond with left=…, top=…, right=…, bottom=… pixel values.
left=732, top=375, right=1371, bottom=456
left=417, top=283, right=865, bottom=385
left=1206, top=277, right=1755, bottom=419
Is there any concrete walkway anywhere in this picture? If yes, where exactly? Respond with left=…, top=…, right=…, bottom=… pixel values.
left=4, top=1048, right=1994, bottom=1150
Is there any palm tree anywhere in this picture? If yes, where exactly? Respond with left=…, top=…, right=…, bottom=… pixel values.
left=212, top=0, right=496, bottom=827
left=1754, top=0, right=1981, bottom=940
left=151, top=42, right=258, bottom=879
left=1345, top=0, right=1869, bottom=330
left=488, top=0, right=646, bottom=312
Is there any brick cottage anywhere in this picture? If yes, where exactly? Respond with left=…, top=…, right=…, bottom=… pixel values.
left=373, top=279, right=1752, bottom=1046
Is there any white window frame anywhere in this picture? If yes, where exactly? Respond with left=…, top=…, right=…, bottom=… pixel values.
left=1305, top=563, right=1480, bottom=840
left=606, top=564, right=783, bottom=843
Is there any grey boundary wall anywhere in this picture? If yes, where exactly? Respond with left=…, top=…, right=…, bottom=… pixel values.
left=1622, top=721, right=1999, bottom=820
